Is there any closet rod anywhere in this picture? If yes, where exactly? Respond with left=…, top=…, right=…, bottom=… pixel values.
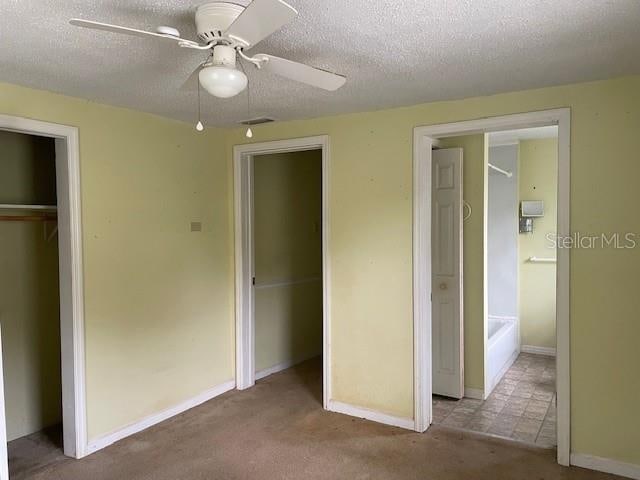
left=488, top=163, right=513, bottom=178
left=0, top=215, right=57, bottom=222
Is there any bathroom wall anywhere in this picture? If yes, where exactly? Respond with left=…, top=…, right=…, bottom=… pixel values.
left=518, top=138, right=558, bottom=351
left=253, top=150, right=323, bottom=374
left=0, top=130, right=62, bottom=441
left=488, top=145, right=519, bottom=319
left=438, top=135, right=486, bottom=392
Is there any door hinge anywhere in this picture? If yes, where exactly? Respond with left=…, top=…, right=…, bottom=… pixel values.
left=252, top=277, right=255, bottom=286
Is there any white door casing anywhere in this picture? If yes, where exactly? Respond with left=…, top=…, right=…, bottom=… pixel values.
left=234, top=135, right=331, bottom=408
left=431, top=148, right=464, bottom=398
left=0, top=115, right=87, bottom=463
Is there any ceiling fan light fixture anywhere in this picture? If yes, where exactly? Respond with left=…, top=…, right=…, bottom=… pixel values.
left=198, top=65, right=248, bottom=99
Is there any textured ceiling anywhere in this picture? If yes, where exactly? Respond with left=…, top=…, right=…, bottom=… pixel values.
left=2, top=0, right=640, bottom=127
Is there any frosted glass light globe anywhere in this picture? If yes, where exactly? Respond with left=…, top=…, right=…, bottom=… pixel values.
left=199, top=66, right=248, bottom=99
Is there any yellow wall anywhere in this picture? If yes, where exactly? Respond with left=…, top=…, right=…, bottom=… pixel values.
left=2, top=74, right=640, bottom=465
left=0, top=83, right=234, bottom=439
left=438, top=135, right=486, bottom=391
left=518, top=138, right=558, bottom=350
left=0, top=131, right=61, bottom=441
left=253, top=151, right=323, bottom=373
left=226, top=75, right=640, bottom=463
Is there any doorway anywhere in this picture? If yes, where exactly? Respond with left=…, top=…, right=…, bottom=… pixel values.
left=0, top=115, right=87, bottom=478
left=412, top=109, right=570, bottom=465
left=234, top=136, right=330, bottom=408
left=430, top=126, right=559, bottom=448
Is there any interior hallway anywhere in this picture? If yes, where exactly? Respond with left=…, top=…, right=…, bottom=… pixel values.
left=11, top=358, right=616, bottom=480
left=433, top=353, right=557, bottom=447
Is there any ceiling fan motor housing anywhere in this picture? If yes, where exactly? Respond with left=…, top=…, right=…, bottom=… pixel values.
left=195, top=2, right=244, bottom=42
left=212, top=45, right=237, bottom=67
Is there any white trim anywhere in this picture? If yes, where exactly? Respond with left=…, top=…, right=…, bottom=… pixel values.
left=255, top=361, right=296, bottom=381
left=255, top=354, right=319, bottom=381
left=413, top=108, right=571, bottom=466
left=328, top=401, right=415, bottom=430
left=412, top=130, right=432, bottom=432
left=571, top=454, right=640, bottom=480
left=234, top=148, right=254, bottom=390
left=521, top=345, right=557, bottom=357
left=464, top=388, right=484, bottom=400
left=482, top=134, right=490, bottom=401
left=233, top=136, right=331, bottom=409
left=555, top=108, right=571, bottom=467
left=86, top=380, right=235, bottom=454
left=0, top=115, right=87, bottom=460
left=254, top=276, right=321, bottom=290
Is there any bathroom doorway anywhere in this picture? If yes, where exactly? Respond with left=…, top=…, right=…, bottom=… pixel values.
left=431, top=126, right=559, bottom=448
left=412, top=109, right=570, bottom=465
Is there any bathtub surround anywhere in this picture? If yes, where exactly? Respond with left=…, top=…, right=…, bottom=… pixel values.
left=488, top=145, right=519, bottom=319
left=486, top=145, right=520, bottom=394
left=487, top=317, right=519, bottom=394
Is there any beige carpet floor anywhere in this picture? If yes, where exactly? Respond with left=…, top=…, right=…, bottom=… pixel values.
left=9, top=358, right=620, bottom=480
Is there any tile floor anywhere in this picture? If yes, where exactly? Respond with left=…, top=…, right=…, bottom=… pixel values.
left=433, top=353, right=556, bottom=447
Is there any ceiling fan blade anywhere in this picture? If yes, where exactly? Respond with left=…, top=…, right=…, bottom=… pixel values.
left=180, top=63, right=206, bottom=92
left=224, top=0, right=297, bottom=48
left=254, top=54, right=346, bottom=91
left=69, top=19, right=200, bottom=47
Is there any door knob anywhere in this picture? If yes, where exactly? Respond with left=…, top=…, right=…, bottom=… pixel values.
left=439, top=282, right=447, bottom=290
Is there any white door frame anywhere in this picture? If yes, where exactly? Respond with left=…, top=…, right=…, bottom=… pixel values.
left=233, top=135, right=331, bottom=408
left=412, top=109, right=570, bottom=466
left=0, top=115, right=87, bottom=464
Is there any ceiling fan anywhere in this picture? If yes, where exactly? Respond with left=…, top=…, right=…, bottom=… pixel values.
left=69, top=0, right=347, bottom=100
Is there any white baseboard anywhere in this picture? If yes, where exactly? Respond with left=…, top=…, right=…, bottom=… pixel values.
left=571, top=453, right=640, bottom=479
left=521, top=345, right=556, bottom=356
left=327, top=400, right=415, bottom=431
left=86, top=379, right=235, bottom=455
left=255, top=360, right=297, bottom=381
left=255, top=354, right=319, bottom=381
left=464, top=388, right=484, bottom=400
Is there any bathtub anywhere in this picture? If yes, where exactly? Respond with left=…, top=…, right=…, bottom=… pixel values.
left=487, top=316, right=519, bottom=394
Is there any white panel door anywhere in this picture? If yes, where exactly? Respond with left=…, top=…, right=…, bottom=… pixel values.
left=432, top=148, right=464, bottom=398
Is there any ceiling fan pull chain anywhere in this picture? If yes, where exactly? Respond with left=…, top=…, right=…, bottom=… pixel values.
left=237, top=59, right=253, bottom=138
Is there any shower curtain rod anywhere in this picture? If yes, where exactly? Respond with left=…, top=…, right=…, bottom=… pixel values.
left=488, top=163, right=513, bottom=177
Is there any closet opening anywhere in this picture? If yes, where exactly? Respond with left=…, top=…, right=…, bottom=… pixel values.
left=252, top=149, right=323, bottom=398
left=0, top=130, right=64, bottom=477
left=234, top=136, right=330, bottom=409
left=0, top=115, right=86, bottom=477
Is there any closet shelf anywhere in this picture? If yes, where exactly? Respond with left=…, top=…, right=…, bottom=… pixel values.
left=0, top=203, right=57, bottom=211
